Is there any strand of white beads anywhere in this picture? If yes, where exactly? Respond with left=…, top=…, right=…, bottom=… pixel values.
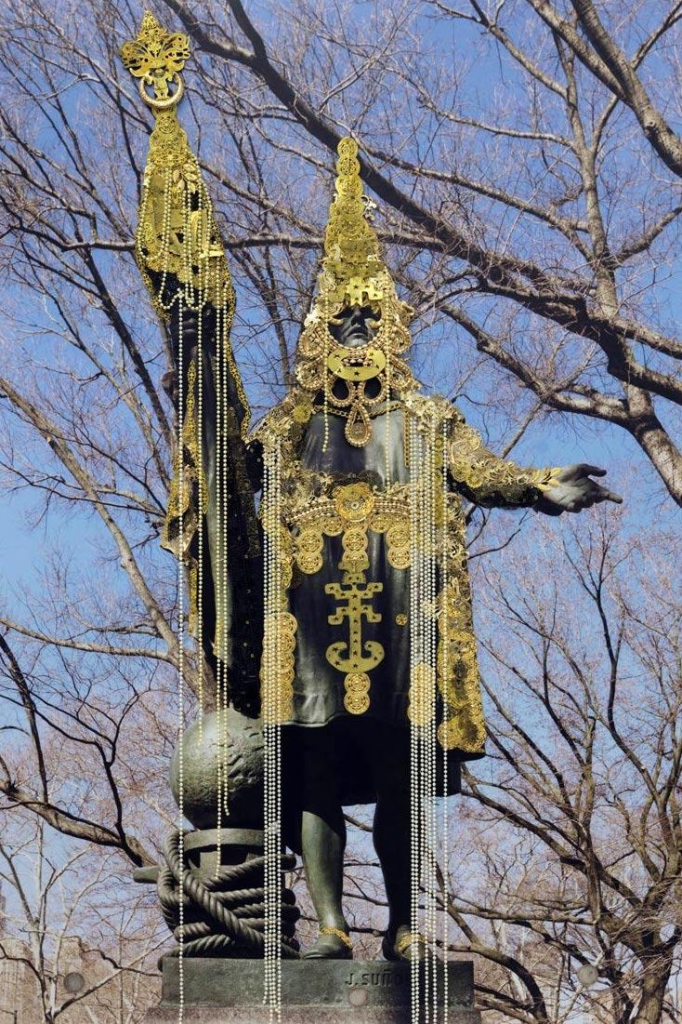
left=431, top=415, right=439, bottom=1022
left=263, top=443, right=273, bottom=1016
left=409, top=412, right=422, bottom=1024
left=214, top=292, right=224, bottom=877
left=176, top=284, right=185, bottom=1024
left=441, top=419, right=450, bottom=1023
left=273, top=437, right=283, bottom=1020
left=262, top=437, right=283, bottom=1022
left=220, top=294, right=231, bottom=826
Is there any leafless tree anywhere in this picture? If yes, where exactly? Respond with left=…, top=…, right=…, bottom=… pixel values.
left=444, top=508, right=682, bottom=1023
left=0, top=2, right=681, bottom=1022
left=0, top=809, right=162, bottom=1022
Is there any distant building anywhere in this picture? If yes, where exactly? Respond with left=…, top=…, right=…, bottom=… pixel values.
left=0, top=921, right=158, bottom=1023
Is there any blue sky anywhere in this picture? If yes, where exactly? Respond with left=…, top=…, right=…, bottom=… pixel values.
left=1, top=0, right=681, bottom=647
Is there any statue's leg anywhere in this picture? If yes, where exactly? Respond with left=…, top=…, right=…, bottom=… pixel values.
left=370, top=726, right=411, bottom=931
left=369, top=723, right=429, bottom=962
left=294, top=724, right=353, bottom=959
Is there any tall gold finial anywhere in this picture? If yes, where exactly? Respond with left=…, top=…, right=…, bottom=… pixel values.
left=119, top=11, right=190, bottom=110
left=322, top=138, right=386, bottom=307
left=319, top=138, right=394, bottom=308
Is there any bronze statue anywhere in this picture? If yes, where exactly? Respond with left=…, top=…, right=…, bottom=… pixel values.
left=120, top=13, right=621, bottom=974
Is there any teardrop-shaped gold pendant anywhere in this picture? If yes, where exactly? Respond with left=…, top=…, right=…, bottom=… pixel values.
left=345, top=401, right=372, bottom=446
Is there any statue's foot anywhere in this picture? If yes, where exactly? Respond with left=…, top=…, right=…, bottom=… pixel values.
left=302, top=926, right=353, bottom=960
left=382, top=927, right=436, bottom=963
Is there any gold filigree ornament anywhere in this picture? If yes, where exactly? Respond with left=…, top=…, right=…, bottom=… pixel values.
left=408, top=662, right=436, bottom=727
left=295, top=138, right=418, bottom=446
left=334, top=481, right=376, bottom=522
left=343, top=671, right=371, bottom=715
left=119, top=11, right=189, bottom=110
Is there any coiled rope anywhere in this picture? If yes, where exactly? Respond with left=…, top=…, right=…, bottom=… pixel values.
left=157, top=831, right=301, bottom=961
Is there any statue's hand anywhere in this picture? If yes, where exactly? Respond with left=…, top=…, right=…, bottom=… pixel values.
left=537, top=464, right=623, bottom=516
left=161, top=369, right=177, bottom=404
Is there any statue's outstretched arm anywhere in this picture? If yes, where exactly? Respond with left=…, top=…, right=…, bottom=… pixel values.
left=119, top=15, right=262, bottom=712
left=447, top=408, right=558, bottom=508
left=448, top=408, right=622, bottom=514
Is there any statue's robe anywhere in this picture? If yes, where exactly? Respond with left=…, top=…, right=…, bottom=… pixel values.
left=252, top=389, right=553, bottom=806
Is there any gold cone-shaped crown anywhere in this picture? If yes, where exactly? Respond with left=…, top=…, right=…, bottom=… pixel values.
left=295, top=138, right=416, bottom=401
left=322, top=138, right=388, bottom=307
left=303, top=137, right=412, bottom=327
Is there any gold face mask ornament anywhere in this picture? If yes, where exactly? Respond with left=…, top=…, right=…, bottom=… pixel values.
left=295, top=138, right=417, bottom=447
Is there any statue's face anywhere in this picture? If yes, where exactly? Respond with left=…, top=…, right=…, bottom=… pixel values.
left=329, top=304, right=380, bottom=348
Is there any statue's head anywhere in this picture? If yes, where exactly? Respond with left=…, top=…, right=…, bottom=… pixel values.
left=328, top=303, right=380, bottom=348
left=294, top=138, right=415, bottom=409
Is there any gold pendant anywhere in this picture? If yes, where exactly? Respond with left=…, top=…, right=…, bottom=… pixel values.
left=345, top=401, right=372, bottom=446
left=343, top=672, right=371, bottom=714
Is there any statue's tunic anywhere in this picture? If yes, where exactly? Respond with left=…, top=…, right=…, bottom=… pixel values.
left=288, top=406, right=412, bottom=731
left=254, top=388, right=553, bottom=805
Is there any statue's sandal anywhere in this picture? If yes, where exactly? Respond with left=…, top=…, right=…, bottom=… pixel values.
left=302, top=926, right=353, bottom=960
left=382, top=931, right=435, bottom=962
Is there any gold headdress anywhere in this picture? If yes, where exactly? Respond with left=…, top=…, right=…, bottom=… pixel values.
left=295, top=138, right=416, bottom=446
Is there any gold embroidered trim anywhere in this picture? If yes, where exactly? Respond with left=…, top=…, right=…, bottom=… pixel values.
left=292, top=488, right=411, bottom=578
left=448, top=415, right=555, bottom=504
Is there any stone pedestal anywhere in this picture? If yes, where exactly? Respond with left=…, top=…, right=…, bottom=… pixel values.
left=142, top=957, right=482, bottom=1023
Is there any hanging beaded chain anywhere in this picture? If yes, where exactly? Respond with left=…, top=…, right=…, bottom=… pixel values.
left=427, top=416, right=439, bottom=1023
left=409, top=411, right=422, bottom=1024
left=176, top=290, right=186, bottom=1024
left=221, top=273, right=233, bottom=824
left=322, top=288, right=330, bottom=453
left=384, top=341, right=391, bottom=486
left=215, top=285, right=233, bottom=874
left=274, top=436, right=283, bottom=1020
left=262, top=448, right=272, bottom=1007
left=212, top=290, right=224, bottom=873
left=197, top=297, right=204, bottom=747
left=262, top=437, right=284, bottom=1021
left=441, top=418, right=450, bottom=1022
left=408, top=409, right=447, bottom=1024
left=170, top=167, right=187, bottom=1024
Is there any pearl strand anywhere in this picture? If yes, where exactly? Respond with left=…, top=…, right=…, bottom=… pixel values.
left=263, top=447, right=271, bottom=1009
left=384, top=344, right=391, bottom=486
left=423, top=417, right=431, bottom=1024
left=196, top=276, right=204, bottom=748
left=409, top=412, right=421, bottom=1024
left=428, top=416, right=438, bottom=1021
left=176, top=289, right=185, bottom=1024
left=263, top=438, right=283, bottom=1022
left=274, top=438, right=283, bottom=1020
left=193, top=189, right=204, bottom=747
left=440, top=419, right=450, bottom=1022
left=263, top=445, right=273, bottom=1015
left=220, top=287, right=231, bottom=824
left=214, top=291, right=224, bottom=876
left=323, top=291, right=330, bottom=453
